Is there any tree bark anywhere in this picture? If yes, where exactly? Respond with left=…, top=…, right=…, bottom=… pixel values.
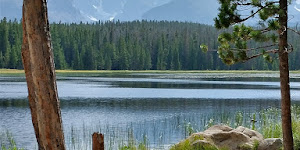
left=92, top=133, right=104, bottom=150
left=278, top=0, right=294, bottom=149
left=21, top=0, right=66, bottom=149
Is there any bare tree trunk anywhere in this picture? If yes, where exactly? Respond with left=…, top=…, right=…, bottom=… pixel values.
left=279, top=0, right=294, bottom=149
left=21, top=0, right=66, bottom=149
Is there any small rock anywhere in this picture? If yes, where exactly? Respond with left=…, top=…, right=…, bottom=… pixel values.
left=258, top=138, right=282, bottom=150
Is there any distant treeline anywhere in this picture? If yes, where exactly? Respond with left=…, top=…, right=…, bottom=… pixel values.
left=0, top=18, right=299, bottom=70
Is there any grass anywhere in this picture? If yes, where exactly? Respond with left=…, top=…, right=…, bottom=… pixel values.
left=7, top=68, right=300, bottom=79
left=2, top=106, right=300, bottom=150
left=0, top=131, right=24, bottom=150
left=0, top=69, right=24, bottom=77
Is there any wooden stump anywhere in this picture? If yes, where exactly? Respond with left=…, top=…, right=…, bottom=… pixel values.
left=92, top=133, right=104, bottom=150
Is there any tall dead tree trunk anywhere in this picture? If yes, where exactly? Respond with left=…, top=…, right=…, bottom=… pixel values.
left=279, top=0, right=294, bottom=149
left=21, top=0, right=66, bottom=149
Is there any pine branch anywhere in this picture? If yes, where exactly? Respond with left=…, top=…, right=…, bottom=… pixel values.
left=236, top=2, right=253, bottom=6
left=287, top=43, right=294, bottom=53
left=260, top=27, right=272, bottom=34
left=236, top=1, right=279, bottom=8
left=288, top=28, right=300, bottom=36
left=245, top=49, right=278, bottom=61
left=230, top=44, right=277, bottom=51
left=244, top=43, right=293, bottom=61
left=234, top=2, right=279, bottom=23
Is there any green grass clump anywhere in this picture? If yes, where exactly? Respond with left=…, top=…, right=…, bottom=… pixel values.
left=0, top=131, right=24, bottom=150
left=252, top=140, right=259, bottom=150
left=170, top=139, right=219, bottom=150
left=170, top=133, right=227, bottom=150
left=119, top=140, right=148, bottom=150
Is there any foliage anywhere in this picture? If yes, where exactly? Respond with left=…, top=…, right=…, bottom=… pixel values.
left=170, top=138, right=226, bottom=150
left=211, top=1, right=297, bottom=149
left=0, top=131, right=24, bottom=150
left=201, top=0, right=299, bottom=67
left=0, top=18, right=299, bottom=71
left=119, top=133, right=148, bottom=150
left=172, top=105, right=300, bottom=150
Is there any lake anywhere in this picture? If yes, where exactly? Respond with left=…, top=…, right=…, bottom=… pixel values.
left=1, top=71, right=300, bottom=149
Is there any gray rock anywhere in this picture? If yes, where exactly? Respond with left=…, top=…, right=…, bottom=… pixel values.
left=234, top=126, right=264, bottom=143
left=258, top=138, right=282, bottom=150
left=173, top=125, right=282, bottom=150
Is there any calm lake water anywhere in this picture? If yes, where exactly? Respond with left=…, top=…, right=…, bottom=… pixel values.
left=1, top=72, right=300, bottom=149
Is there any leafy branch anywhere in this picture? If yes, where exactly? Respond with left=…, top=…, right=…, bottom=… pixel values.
left=215, top=0, right=280, bottom=28
left=235, top=2, right=280, bottom=23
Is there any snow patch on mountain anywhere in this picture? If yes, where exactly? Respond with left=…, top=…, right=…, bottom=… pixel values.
left=87, top=16, right=98, bottom=21
left=92, top=5, right=97, bottom=9
left=295, top=0, right=300, bottom=12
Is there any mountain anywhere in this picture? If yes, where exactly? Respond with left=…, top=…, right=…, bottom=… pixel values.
left=0, top=0, right=299, bottom=25
left=71, top=0, right=171, bottom=21
left=0, top=0, right=22, bottom=21
left=289, top=0, right=300, bottom=25
left=47, top=0, right=86, bottom=23
left=0, top=0, right=86, bottom=23
left=142, top=0, right=219, bottom=24
left=142, top=0, right=300, bottom=25
left=0, top=0, right=171, bottom=23
left=113, top=0, right=171, bottom=21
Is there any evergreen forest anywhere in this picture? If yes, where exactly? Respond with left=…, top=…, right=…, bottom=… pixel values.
left=0, top=18, right=299, bottom=70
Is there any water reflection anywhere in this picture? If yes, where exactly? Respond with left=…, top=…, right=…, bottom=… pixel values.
left=0, top=98, right=289, bottom=149
left=1, top=73, right=300, bottom=149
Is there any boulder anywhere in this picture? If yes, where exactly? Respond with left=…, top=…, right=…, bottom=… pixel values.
left=258, top=138, right=282, bottom=150
left=173, top=125, right=282, bottom=150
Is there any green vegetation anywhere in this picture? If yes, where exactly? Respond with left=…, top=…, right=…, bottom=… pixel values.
left=2, top=105, right=300, bottom=150
left=0, top=131, right=24, bottom=150
left=0, top=18, right=299, bottom=71
left=170, top=106, right=300, bottom=150
left=0, top=68, right=289, bottom=77
left=170, top=139, right=225, bottom=150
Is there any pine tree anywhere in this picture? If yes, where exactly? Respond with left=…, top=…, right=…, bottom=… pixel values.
left=157, top=36, right=165, bottom=70
left=0, top=18, right=299, bottom=71
left=0, top=52, right=3, bottom=68
left=8, top=45, right=18, bottom=68
left=104, top=54, right=112, bottom=70
left=201, top=0, right=297, bottom=149
left=72, top=45, right=81, bottom=70
left=144, top=48, right=152, bottom=70
left=118, top=37, right=129, bottom=70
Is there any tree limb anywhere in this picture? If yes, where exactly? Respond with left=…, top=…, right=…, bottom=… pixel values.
left=234, top=2, right=279, bottom=23
left=236, top=2, right=253, bottom=6
left=230, top=44, right=277, bottom=51
left=245, top=49, right=278, bottom=61
left=288, top=27, right=300, bottom=36
left=235, top=1, right=279, bottom=8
